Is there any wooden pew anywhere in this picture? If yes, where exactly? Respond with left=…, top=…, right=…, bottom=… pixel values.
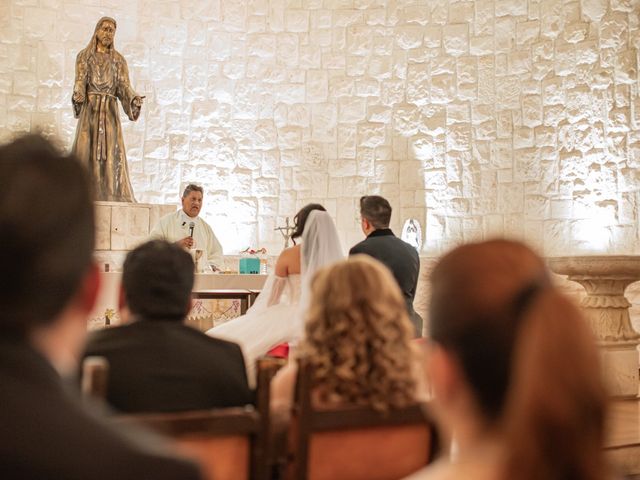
left=286, top=359, right=439, bottom=480
left=254, top=356, right=287, bottom=480
left=117, top=407, right=259, bottom=480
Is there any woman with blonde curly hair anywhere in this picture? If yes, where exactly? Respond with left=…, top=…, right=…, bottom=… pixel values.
left=270, top=254, right=427, bottom=420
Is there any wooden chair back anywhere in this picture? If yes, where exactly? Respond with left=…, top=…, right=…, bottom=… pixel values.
left=117, top=407, right=259, bottom=480
left=287, top=359, right=438, bottom=480
left=254, top=356, right=287, bottom=480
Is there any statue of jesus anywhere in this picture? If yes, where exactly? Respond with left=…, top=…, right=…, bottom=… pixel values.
left=71, top=17, right=144, bottom=202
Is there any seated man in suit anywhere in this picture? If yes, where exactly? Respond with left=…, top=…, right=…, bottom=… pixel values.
left=84, top=239, right=252, bottom=413
left=350, top=195, right=423, bottom=337
left=0, top=134, right=201, bottom=479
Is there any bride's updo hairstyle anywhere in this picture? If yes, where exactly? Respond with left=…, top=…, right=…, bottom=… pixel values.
left=299, top=255, right=416, bottom=411
left=429, top=239, right=608, bottom=480
left=291, top=203, right=326, bottom=244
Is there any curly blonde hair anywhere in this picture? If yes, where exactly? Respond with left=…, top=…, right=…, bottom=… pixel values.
left=297, top=255, right=417, bottom=411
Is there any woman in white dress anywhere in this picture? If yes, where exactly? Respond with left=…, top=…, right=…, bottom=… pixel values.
left=207, top=205, right=344, bottom=383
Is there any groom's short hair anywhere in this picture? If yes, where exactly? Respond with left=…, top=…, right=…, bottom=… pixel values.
left=360, top=195, right=392, bottom=229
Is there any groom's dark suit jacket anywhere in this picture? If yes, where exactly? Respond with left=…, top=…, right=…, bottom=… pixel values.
left=84, top=319, right=252, bottom=413
left=349, top=229, right=423, bottom=336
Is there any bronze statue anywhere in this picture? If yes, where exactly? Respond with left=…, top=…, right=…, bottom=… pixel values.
left=71, top=17, right=143, bottom=202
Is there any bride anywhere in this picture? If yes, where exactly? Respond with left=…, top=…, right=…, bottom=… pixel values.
left=207, top=204, right=344, bottom=383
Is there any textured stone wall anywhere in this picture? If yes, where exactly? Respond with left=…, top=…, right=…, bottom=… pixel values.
left=1, top=0, right=639, bottom=256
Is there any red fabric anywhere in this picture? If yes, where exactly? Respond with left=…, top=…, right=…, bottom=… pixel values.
left=267, top=343, right=289, bottom=359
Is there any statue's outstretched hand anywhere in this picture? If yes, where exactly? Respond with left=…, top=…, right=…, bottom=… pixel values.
left=133, top=96, right=145, bottom=108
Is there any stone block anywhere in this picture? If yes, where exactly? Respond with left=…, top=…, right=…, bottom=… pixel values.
left=338, top=97, right=367, bottom=123
left=615, top=50, right=637, bottom=84
left=396, top=25, right=424, bottom=50
left=581, top=0, right=607, bottom=22
left=252, top=178, right=280, bottom=197
left=563, top=22, right=589, bottom=43
left=12, top=71, right=36, bottom=97
left=495, top=0, right=528, bottom=16
left=402, top=5, right=430, bottom=25
left=430, top=1, right=448, bottom=25
left=424, top=170, right=447, bottom=190
left=516, top=20, right=539, bottom=47
left=495, top=75, right=521, bottom=109
left=337, top=125, right=357, bottom=159
left=393, top=103, right=421, bottom=136
left=332, top=9, right=363, bottom=28
left=276, top=33, right=299, bottom=66
left=347, top=26, right=373, bottom=56
left=373, top=161, right=399, bottom=184
left=522, top=95, right=542, bottom=128
left=342, top=176, right=367, bottom=196
left=247, top=34, right=276, bottom=58
left=367, top=105, right=391, bottom=123
left=356, top=147, right=375, bottom=176
left=357, top=122, right=386, bottom=147
left=95, top=204, right=111, bottom=250
left=443, top=24, right=468, bottom=56
left=534, top=126, right=557, bottom=147
left=494, top=17, right=515, bottom=52
left=355, top=78, right=380, bottom=97
left=285, top=10, right=309, bottom=32
left=277, top=127, right=302, bottom=150
left=431, top=73, right=455, bottom=104
left=309, top=28, right=332, bottom=47
left=446, top=103, right=470, bottom=124
left=600, top=13, right=628, bottom=50
left=406, top=63, right=430, bottom=106
left=540, top=0, right=562, bottom=38
left=470, top=35, right=494, bottom=55
left=111, top=205, right=151, bottom=251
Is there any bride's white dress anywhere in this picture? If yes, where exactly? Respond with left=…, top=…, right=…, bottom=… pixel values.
left=208, top=274, right=302, bottom=372
left=207, top=210, right=344, bottom=384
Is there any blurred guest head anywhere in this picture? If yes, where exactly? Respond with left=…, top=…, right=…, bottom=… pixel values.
left=427, top=239, right=608, bottom=480
left=0, top=134, right=99, bottom=374
left=121, top=240, right=194, bottom=322
left=291, top=203, right=326, bottom=243
left=300, top=255, right=416, bottom=411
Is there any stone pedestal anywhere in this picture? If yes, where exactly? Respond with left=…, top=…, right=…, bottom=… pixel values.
left=94, top=201, right=175, bottom=269
left=547, top=256, right=640, bottom=398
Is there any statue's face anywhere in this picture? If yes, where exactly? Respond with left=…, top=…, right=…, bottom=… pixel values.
left=96, top=21, right=115, bottom=48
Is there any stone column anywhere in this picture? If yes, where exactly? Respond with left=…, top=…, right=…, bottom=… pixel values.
left=548, top=256, right=640, bottom=398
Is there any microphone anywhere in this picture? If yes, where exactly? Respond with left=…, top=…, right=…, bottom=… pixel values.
left=188, top=222, right=195, bottom=238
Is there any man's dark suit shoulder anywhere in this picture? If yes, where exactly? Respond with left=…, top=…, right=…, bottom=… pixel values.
left=87, top=320, right=243, bottom=354
left=84, top=320, right=252, bottom=413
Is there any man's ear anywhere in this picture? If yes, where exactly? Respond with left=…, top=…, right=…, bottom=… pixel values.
left=184, top=298, right=193, bottom=318
left=425, top=343, right=461, bottom=403
left=117, top=284, right=127, bottom=311
left=79, top=262, right=101, bottom=315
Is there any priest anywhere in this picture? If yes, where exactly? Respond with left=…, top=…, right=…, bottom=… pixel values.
left=150, top=184, right=223, bottom=271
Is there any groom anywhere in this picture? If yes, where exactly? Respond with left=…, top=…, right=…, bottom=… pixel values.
left=350, top=195, right=423, bottom=337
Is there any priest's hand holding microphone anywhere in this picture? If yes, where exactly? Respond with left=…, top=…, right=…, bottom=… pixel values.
left=176, top=222, right=196, bottom=249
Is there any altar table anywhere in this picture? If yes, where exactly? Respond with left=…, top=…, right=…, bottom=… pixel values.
left=89, top=272, right=268, bottom=329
